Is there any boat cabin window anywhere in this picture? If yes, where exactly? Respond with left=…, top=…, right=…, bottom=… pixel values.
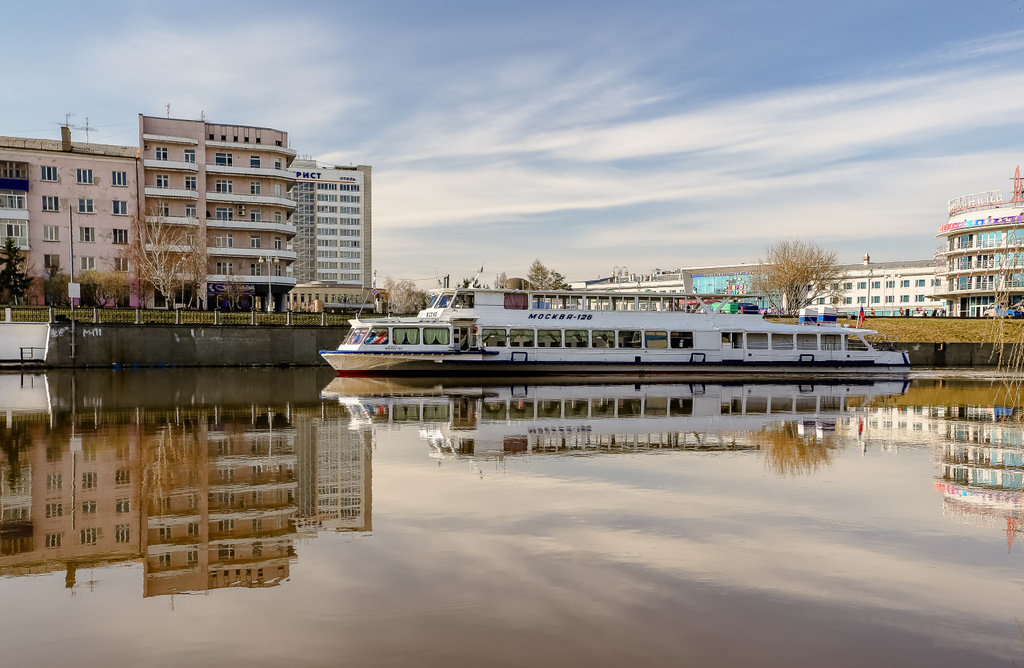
left=771, top=334, right=794, bottom=350
left=746, top=333, right=768, bottom=349
left=345, top=327, right=369, bottom=345
left=670, top=331, right=694, bottom=349
left=453, top=292, right=474, bottom=309
left=821, top=334, right=841, bottom=350
left=537, top=329, right=562, bottom=348
left=430, top=294, right=452, bottom=309
left=503, top=293, right=528, bottom=310
left=645, top=331, right=668, bottom=349
left=847, top=336, right=870, bottom=351
left=393, top=327, right=420, bottom=345
left=481, top=328, right=507, bottom=347
left=423, top=327, right=450, bottom=345
left=722, top=332, right=743, bottom=349
left=617, top=330, right=642, bottom=349
left=592, top=330, right=615, bottom=348
left=366, top=328, right=389, bottom=345
left=797, top=334, right=817, bottom=350
left=564, top=329, right=589, bottom=348
left=510, top=329, right=535, bottom=347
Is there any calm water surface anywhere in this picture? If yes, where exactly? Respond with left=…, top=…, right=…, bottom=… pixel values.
left=0, top=368, right=1021, bottom=667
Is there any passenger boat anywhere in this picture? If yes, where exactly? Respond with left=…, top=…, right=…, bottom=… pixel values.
left=319, top=288, right=910, bottom=375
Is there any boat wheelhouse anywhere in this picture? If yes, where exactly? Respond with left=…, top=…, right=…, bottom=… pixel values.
left=319, top=288, right=910, bottom=375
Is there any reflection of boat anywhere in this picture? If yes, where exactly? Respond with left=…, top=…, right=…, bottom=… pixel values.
left=320, top=287, right=910, bottom=375
left=322, top=379, right=908, bottom=458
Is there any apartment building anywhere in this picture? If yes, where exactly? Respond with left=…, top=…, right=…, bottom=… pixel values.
left=137, top=115, right=298, bottom=310
left=0, top=129, right=138, bottom=301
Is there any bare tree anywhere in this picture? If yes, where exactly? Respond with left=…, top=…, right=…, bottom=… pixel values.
left=526, top=259, right=569, bottom=290
left=123, top=212, right=206, bottom=308
left=382, top=277, right=428, bottom=314
left=751, top=239, right=843, bottom=315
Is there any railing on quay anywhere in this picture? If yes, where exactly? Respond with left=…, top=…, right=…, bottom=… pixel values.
left=1, top=306, right=352, bottom=327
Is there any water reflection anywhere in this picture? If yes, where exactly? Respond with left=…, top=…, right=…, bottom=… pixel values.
left=321, top=377, right=908, bottom=477
left=0, top=370, right=370, bottom=597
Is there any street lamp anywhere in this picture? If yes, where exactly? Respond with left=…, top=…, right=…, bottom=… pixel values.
left=259, top=256, right=276, bottom=312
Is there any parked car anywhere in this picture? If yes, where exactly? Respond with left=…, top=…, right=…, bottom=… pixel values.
left=983, top=306, right=1024, bottom=318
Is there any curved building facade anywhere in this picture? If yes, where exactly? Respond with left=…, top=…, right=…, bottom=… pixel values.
left=938, top=168, right=1024, bottom=316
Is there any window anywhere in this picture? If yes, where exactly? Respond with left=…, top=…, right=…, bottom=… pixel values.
left=900, top=295, right=910, bottom=303
left=157, top=202, right=169, bottom=216
left=215, top=261, right=233, bottom=275
left=188, top=550, right=198, bottom=565
left=112, top=228, right=128, bottom=244
left=45, top=503, right=62, bottom=517
left=915, top=294, right=926, bottom=302
left=76, top=168, right=93, bottom=184
left=113, top=257, right=129, bottom=272
left=592, top=330, right=615, bottom=348
left=884, top=280, right=895, bottom=289
left=617, top=330, right=642, bottom=349
left=274, top=159, right=282, bottom=170
left=250, top=155, right=261, bottom=168
left=79, top=226, right=95, bottom=243
left=155, top=147, right=168, bottom=160
left=46, top=473, right=62, bottom=490
left=423, top=328, right=450, bottom=345
left=900, top=279, right=910, bottom=288
left=184, top=149, right=195, bottom=164
left=78, top=198, right=94, bottom=213
left=393, top=327, right=420, bottom=345
left=158, top=553, right=171, bottom=567
left=158, top=527, right=172, bottom=541
left=156, top=174, right=169, bottom=188
left=188, top=522, right=199, bottom=536
left=215, top=152, right=233, bottom=166
left=215, top=207, right=233, bottom=221
left=250, top=181, right=261, bottom=195
left=115, top=468, right=130, bottom=485
left=81, top=500, right=97, bottom=514
left=45, top=533, right=62, bottom=548
left=250, top=235, right=261, bottom=249
left=215, top=233, right=233, bottom=248
left=111, top=170, right=128, bottom=186
left=857, top=281, right=867, bottom=290
left=537, top=329, right=562, bottom=348
left=670, top=331, right=694, bottom=348
left=885, top=295, right=894, bottom=303
left=112, top=200, right=128, bottom=215
left=215, top=179, right=232, bottom=193
left=509, top=329, right=535, bottom=347
left=80, top=256, right=95, bottom=271
left=916, top=279, right=926, bottom=287
left=43, top=225, right=60, bottom=242
left=80, top=528, right=98, bottom=546
left=41, top=195, right=59, bottom=212
left=116, top=498, right=130, bottom=513
left=41, top=165, right=58, bottom=181
left=843, top=282, right=853, bottom=290
left=871, top=296, right=880, bottom=304
left=250, top=211, right=262, bottom=222
left=185, top=204, right=197, bottom=218
left=115, top=525, right=130, bottom=543
left=185, top=176, right=197, bottom=190
left=645, top=331, right=668, bottom=349
left=250, top=263, right=262, bottom=277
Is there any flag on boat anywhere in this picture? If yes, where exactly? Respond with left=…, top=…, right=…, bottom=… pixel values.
left=857, top=306, right=865, bottom=328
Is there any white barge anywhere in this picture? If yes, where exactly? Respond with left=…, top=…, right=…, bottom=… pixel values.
left=319, top=288, right=910, bottom=376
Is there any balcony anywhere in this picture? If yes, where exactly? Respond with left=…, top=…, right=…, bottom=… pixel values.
left=206, top=247, right=298, bottom=262
left=146, top=216, right=200, bottom=226
left=205, top=218, right=296, bottom=235
left=143, top=133, right=198, bottom=146
left=145, top=187, right=198, bottom=200
left=205, top=164, right=295, bottom=180
left=206, top=139, right=297, bottom=158
left=206, top=272, right=298, bottom=287
left=144, top=159, right=198, bottom=172
left=205, top=191, right=296, bottom=208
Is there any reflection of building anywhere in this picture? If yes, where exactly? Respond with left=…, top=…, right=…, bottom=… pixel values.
left=142, top=410, right=298, bottom=597
left=0, top=379, right=370, bottom=596
left=294, top=409, right=372, bottom=534
left=0, top=419, right=142, bottom=582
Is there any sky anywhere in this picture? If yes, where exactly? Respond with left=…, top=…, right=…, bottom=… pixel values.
left=6, top=0, right=1024, bottom=285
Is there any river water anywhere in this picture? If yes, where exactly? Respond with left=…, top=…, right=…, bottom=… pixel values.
left=0, top=368, right=1021, bottom=667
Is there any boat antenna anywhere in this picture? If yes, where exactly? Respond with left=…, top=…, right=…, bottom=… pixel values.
left=470, top=263, right=484, bottom=288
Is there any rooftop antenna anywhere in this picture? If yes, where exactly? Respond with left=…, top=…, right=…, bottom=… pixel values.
left=57, top=114, right=96, bottom=142
left=470, top=263, right=484, bottom=287
left=165, top=103, right=171, bottom=118
left=200, top=109, right=207, bottom=122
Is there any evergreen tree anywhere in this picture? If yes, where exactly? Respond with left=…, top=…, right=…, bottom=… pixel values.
left=0, top=237, right=31, bottom=305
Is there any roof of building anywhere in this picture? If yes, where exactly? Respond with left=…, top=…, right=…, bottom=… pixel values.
left=0, top=135, right=137, bottom=158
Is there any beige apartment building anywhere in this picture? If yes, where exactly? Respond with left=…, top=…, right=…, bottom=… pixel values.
left=137, top=115, right=298, bottom=310
left=0, top=130, right=139, bottom=304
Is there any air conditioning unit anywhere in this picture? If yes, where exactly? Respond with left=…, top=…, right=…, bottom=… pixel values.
left=237, top=205, right=246, bottom=215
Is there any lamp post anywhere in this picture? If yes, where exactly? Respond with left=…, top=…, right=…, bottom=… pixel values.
left=259, top=256, right=275, bottom=312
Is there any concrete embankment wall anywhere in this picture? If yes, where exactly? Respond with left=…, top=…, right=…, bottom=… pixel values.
left=893, top=341, right=1010, bottom=367
left=44, top=323, right=347, bottom=367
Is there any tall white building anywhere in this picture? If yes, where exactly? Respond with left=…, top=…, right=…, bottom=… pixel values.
left=290, top=160, right=371, bottom=288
